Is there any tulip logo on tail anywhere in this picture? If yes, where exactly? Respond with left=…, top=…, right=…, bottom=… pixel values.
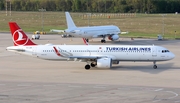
left=9, top=22, right=36, bottom=46
left=13, top=29, right=28, bottom=46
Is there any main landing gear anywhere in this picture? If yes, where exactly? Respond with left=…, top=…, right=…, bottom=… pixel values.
left=153, top=61, right=157, bottom=69
left=101, top=36, right=106, bottom=43
left=85, top=64, right=90, bottom=70
left=101, top=39, right=106, bottom=43
left=85, top=39, right=89, bottom=42
left=90, top=62, right=96, bottom=67
left=84, top=62, right=97, bottom=70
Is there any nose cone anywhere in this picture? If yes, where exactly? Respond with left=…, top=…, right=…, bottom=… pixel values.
left=169, top=52, right=175, bottom=60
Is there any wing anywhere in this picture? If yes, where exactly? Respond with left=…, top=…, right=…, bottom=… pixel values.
left=92, top=30, right=120, bottom=38
left=69, top=56, right=106, bottom=60
left=92, top=32, right=109, bottom=38
left=53, top=46, right=107, bottom=62
left=68, top=55, right=110, bottom=62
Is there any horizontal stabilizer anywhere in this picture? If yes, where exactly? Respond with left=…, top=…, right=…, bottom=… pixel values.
left=50, top=29, right=65, bottom=33
left=121, top=31, right=129, bottom=34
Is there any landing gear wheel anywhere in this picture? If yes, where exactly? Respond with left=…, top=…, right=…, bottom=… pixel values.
left=153, top=61, right=157, bottom=69
left=86, top=39, right=89, bottom=42
left=101, top=40, right=103, bottom=43
left=153, top=65, right=157, bottom=69
left=85, top=64, right=91, bottom=70
left=90, top=63, right=96, bottom=67
left=101, top=39, right=106, bottom=43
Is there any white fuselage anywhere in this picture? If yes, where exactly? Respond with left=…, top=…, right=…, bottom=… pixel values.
left=8, top=21, right=175, bottom=69
left=65, top=25, right=120, bottom=39
left=7, top=45, right=175, bottom=62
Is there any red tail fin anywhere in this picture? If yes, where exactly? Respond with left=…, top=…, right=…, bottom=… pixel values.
left=9, top=22, right=36, bottom=46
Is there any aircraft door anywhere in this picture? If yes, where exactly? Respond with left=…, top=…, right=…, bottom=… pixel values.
left=32, top=47, right=37, bottom=56
left=152, top=47, right=157, bottom=58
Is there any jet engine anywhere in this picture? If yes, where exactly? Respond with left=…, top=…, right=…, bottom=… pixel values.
left=97, top=58, right=112, bottom=68
left=108, top=34, right=119, bottom=41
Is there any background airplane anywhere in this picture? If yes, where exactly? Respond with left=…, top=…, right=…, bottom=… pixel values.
left=7, top=22, right=175, bottom=70
left=51, top=12, right=121, bottom=43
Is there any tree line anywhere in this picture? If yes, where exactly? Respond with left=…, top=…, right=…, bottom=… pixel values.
left=0, top=0, right=180, bottom=13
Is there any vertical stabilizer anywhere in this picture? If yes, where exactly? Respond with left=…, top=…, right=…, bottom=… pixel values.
left=9, top=22, right=36, bottom=46
left=65, top=12, right=76, bottom=29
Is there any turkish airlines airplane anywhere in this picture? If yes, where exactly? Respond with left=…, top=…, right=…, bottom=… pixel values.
left=51, top=12, right=121, bottom=43
left=7, top=22, right=175, bottom=70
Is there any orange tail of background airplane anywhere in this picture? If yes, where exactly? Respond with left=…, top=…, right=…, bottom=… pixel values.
left=9, top=22, right=36, bottom=46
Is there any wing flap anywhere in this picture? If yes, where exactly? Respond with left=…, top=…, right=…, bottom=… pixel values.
left=68, top=56, right=107, bottom=62
left=69, top=56, right=105, bottom=59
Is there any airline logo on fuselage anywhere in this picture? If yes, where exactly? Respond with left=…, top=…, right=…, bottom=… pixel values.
left=13, top=29, right=28, bottom=45
left=106, top=47, right=151, bottom=51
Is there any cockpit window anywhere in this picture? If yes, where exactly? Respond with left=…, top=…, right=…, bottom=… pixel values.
left=162, top=50, right=170, bottom=53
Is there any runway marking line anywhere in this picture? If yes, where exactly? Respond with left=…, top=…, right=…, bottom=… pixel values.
left=154, top=88, right=163, bottom=91
left=68, top=85, right=82, bottom=88
left=17, top=84, right=32, bottom=87
left=93, top=86, right=106, bottom=89
left=43, top=85, right=56, bottom=87
left=166, top=91, right=179, bottom=99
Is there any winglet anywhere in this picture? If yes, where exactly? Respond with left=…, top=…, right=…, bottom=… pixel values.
left=65, top=12, right=76, bottom=29
left=9, top=22, right=36, bottom=46
left=82, top=38, right=89, bottom=45
left=53, top=46, right=61, bottom=56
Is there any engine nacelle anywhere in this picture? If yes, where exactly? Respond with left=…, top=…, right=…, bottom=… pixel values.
left=108, top=34, right=119, bottom=41
left=97, top=58, right=112, bottom=68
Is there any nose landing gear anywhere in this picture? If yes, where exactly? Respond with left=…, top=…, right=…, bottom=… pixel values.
left=101, top=35, right=106, bottom=43
left=153, top=61, right=157, bottom=69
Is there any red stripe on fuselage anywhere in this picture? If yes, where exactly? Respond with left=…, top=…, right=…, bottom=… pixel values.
left=53, top=47, right=61, bottom=56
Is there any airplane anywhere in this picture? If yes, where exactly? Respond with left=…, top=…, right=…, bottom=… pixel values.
left=50, top=12, right=121, bottom=43
left=7, top=22, right=175, bottom=70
